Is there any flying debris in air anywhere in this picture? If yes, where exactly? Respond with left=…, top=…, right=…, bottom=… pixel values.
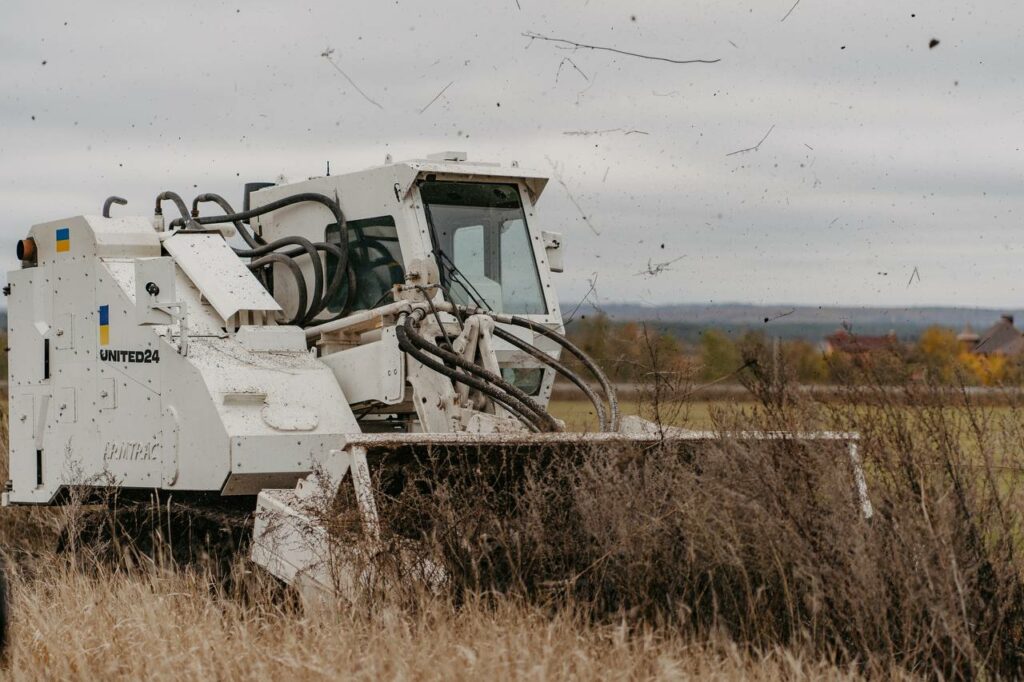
left=635, top=256, right=686, bottom=278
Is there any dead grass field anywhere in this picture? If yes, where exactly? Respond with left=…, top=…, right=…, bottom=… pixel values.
left=549, top=399, right=720, bottom=431
left=3, top=565, right=870, bottom=681
left=1, top=374, right=1022, bottom=680
left=0, top=396, right=889, bottom=681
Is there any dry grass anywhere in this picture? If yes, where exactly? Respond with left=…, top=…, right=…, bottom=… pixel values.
left=550, top=398, right=719, bottom=431
left=3, top=346, right=1024, bottom=680
left=0, top=396, right=870, bottom=682
left=3, top=562, right=865, bottom=681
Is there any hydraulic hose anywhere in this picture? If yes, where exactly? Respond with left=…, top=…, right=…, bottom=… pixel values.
left=192, top=192, right=348, bottom=282
left=102, top=196, right=126, bottom=218
left=248, top=252, right=308, bottom=325
left=236, top=238, right=350, bottom=324
left=509, top=315, right=619, bottom=431
left=154, top=191, right=193, bottom=222
left=190, top=193, right=264, bottom=248
left=178, top=206, right=346, bottom=325
left=233, top=236, right=325, bottom=324
left=457, top=305, right=619, bottom=431
left=187, top=191, right=351, bottom=321
left=168, top=214, right=339, bottom=324
left=401, top=309, right=562, bottom=432
left=491, top=325, right=608, bottom=432
left=272, top=241, right=350, bottom=321
left=395, top=314, right=544, bottom=433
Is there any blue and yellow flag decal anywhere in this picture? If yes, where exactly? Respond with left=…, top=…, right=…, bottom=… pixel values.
left=55, top=227, right=70, bottom=253
left=98, top=305, right=109, bottom=346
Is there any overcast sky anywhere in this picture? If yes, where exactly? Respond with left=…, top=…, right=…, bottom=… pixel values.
left=1, top=0, right=1021, bottom=308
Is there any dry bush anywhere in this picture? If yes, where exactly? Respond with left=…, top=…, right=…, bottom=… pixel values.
left=362, top=342, right=1024, bottom=679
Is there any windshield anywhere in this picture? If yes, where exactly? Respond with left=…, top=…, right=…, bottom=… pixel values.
left=421, top=181, right=547, bottom=315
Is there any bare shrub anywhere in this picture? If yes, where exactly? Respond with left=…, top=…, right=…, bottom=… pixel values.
left=363, top=343, right=1024, bottom=678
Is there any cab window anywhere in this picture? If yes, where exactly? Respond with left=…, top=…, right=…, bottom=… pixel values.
left=324, top=216, right=405, bottom=313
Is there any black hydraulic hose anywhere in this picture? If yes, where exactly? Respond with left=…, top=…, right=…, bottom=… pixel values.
left=154, top=191, right=192, bottom=222
left=341, top=264, right=358, bottom=315
left=234, top=236, right=324, bottom=326
left=191, top=193, right=265, bottom=248
left=235, top=238, right=350, bottom=323
left=395, top=315, right=543, bottom=433
left=509, top=315, right=620, bottom=431
left=102, top=196, right=126, bottom=218
left=192, top=192, right=348, bottom=284
left=248, top=253, right=308, bottom=326
left=402, top=311, right=562, bottom=432
left=274, top=241, right=349, bottom=320
left=305, top=242, right=347, bottom=320
left=402, top=338, right=542, bottom=433
left=190, top=192, right=350, bottom=321
left=459, top=306, right=619, bottom=431
left=167, top=222, right=339, bottom=324
left=278, top=259, right=356, bottom=328
left=170, top=192, right=351, bottom=324
left=491, top=326, right=608, bottom=432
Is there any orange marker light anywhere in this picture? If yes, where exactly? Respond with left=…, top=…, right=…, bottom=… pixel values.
left=16, top=238, right=36, bottom=263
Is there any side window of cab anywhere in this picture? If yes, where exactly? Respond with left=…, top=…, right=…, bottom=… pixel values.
left=324, top=216, right=405, bottom=313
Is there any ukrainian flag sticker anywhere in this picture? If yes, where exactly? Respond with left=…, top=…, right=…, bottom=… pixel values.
left=98, top=305, right=109, bottom=346
left=55, top=227, right=70, bottom=253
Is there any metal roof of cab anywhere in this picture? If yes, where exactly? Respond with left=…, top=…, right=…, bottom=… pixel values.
left=271, top=153, right=549, bottom=203
left=393, top=153, right=548, bottom=201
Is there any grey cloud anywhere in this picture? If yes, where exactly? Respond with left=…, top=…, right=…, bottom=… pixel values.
left=1, top=0, right=1021, bottom=309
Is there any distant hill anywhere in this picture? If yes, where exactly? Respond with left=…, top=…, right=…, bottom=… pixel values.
left=0, top=302, right=1012, bottom=344
left=562, top=302, right=1023, bottom=343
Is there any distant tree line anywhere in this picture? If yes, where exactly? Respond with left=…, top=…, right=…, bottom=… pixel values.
left=564, top=314, right=1018, bottom=387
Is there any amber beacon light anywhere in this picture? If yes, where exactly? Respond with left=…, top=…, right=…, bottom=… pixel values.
left=15, top=238, right=36, bottom=263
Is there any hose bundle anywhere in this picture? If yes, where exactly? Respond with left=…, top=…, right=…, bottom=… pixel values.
left=165, top=191, right=353, bottom=326
left=396, top=307, right=562, bottom=433
left=459, top=305, right=619, bottom=433
left=395, top=303, right=619, bottom=434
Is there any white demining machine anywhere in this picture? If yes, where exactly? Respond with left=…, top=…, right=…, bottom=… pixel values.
left=3, top=152, right=869, bottom=594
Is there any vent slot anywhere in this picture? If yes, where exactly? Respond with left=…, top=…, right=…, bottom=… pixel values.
left=43, top=338, right=50, bottom=379
left=35, top=449, right=43, bottom=486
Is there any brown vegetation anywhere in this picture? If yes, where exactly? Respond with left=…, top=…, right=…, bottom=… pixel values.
left=2, top=341, right=1024, bottom=678
left=566, top=314, right=1024, bottom=387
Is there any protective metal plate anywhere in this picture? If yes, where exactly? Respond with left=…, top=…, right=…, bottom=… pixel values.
left=163, top=233, right=281, bottom=320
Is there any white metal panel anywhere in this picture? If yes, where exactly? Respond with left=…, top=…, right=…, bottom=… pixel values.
left=97, top=377, right=116, bottom=411
left=235, top=326, right=306, bottom=352
left=90, top=216, right=162, bottom=258
left=8, top=393, right=35, bottom=495
left=319, top=326, right=405, bottom=405
left=56, top=387, right=76, bottom=423
left=28, top=215, right=160, bottom=265
left=134, top=257, right=177, bottom=325
left=163, top=233, right=281, bottom=320
left=7, top=269, right=48, bottom=388
left=53, top=313, right=74, bottom=350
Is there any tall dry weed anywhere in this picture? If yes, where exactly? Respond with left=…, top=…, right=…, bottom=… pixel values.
left=358, top=338, right=1024, bottom=679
